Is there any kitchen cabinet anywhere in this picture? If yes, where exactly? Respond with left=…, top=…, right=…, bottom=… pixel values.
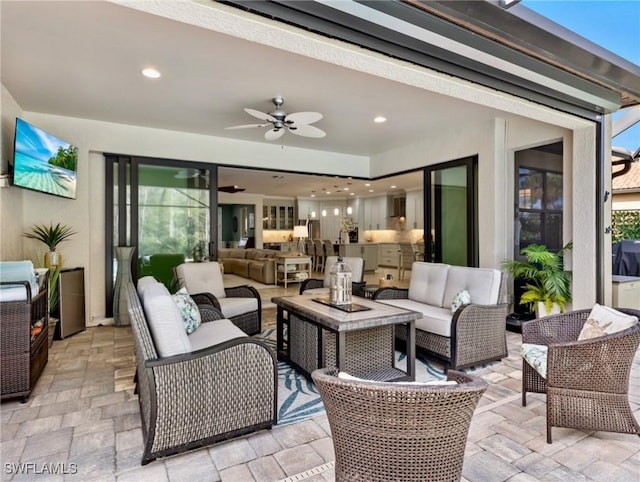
left=363, top=196, right=389, bottom=230
left=406, top=190, right=424, bottom=229
left=378, top=243, right=400, bottom=268
left=263, top=199, right=295, bottom=229
left=297, top=199, right=320, bottom=221
left=339, top=243, right=378, bottom=272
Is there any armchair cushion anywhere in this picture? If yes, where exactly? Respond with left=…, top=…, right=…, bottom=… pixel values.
left=172, top=287, right=201, bottom=334
left=175, top=262, right=226, bottom=299
left=578, top=303, right=638, bottom=341
left=521, top=343, right=548, bottom=379
left=188, top=319, right=247, bottom=351
left=143, top=283, right=192, bottom=357
left=218, top=297, right=259, bottom=319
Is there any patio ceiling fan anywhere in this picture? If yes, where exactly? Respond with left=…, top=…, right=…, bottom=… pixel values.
left=225, top=96, right=326, bottom=141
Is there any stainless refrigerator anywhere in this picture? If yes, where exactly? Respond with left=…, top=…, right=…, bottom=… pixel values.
left=306, top=220, right=321, bottom=240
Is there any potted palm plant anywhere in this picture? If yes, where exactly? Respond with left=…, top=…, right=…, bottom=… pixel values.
left=502, top=241, right=573, bottom=317
left=24, top=222, right=77, bottom=269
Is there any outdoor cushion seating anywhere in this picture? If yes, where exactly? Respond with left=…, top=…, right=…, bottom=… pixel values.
left=217, top=247, right=279, bottom=284
left=299, top=256, right=366, bottom=297
left=174, top=262, right=262, bottom=335
left=373, top=262, right=508, bottom=370
left=312, top=367, right=487, bottom=482
left=126, top=277, right=277, bottom=465
left=522, top=307, right=640, bottom=443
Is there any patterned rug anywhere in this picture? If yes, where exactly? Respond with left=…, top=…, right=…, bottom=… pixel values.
left=256, top=309, right=447, bottom=425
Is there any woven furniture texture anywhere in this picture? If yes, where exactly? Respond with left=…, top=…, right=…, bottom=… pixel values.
left=522, top=308, right=640, bottom=443
left=289, top=314, right=395, bottom=377
left=312, top=368, right=487, bottom=482
left=374, top=287, right=508, bottom=370
left=1, top=280, right=49, bottom=401
left=126, top=284, right=277, bottom=465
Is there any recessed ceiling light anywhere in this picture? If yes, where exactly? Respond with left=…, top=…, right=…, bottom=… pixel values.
left=368, top=189, right=374, bottom=193
left=141, top=67, right=161, bottom=79
left=390, top=185, right=396, bottom=189
left=326, top=191, right=332, bottom=194
left=343, top=187, right=349, bottom=191
left=350, top=192, right=355, bottom=196
left=365, top=183, right=371, bottom=187
left=310, top=194, right=316, bottom=198
left=374, top=116, right=387, bottom=123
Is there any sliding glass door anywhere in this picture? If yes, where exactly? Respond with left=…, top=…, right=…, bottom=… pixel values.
left=105, top=156, right=217, bottom=314
left=425, top=157, right=477, bottom=266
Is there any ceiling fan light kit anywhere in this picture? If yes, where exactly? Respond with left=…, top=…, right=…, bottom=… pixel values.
left=226, top=96, right=326, bottom=141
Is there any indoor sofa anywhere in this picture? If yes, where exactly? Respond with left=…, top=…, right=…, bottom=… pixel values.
left=373, top=262, right=508, bottom=370
left=217, top=248, right=280, bottom=285
left=126, top=277, right=277, bottom=465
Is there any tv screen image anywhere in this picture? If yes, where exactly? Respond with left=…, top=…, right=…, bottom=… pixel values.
left=12, top=118, right=77, bottom=199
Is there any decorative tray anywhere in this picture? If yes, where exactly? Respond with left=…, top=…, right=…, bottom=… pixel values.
left=312, top=297, right=372, bottom=313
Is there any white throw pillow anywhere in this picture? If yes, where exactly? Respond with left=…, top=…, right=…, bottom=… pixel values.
left=451, top=289, right=471, bottom=313
left=172, top=287, right=202, bottom=334
left=577, top=304, right=638, bottom=341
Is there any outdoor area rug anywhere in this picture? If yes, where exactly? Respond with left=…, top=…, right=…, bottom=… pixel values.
left=254, top=326, right=448, bottom=426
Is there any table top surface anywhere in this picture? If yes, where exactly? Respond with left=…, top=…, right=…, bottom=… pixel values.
left=271, top=294, right=420, bottom=332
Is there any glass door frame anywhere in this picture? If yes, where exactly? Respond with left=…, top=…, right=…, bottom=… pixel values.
left=424, top=156, right=478, bottom=267
left=104, top=154, right=218, bottom=316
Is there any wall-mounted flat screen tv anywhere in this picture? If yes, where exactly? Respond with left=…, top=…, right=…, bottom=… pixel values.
left=12, top=118, right=77, bottom=199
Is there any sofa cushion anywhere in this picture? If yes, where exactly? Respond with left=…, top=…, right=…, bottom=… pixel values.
left=188, top=318, right=247, bottom=351
left=407, top=263, right=450, bottom=307
left=443, top=266, right=501, bottom=308
left=229, top=249, right=248, bottom=259
left=377, top=298, right=453, bottom=337
left=137, top=276, right=159, bottom=301
left=578, top=304, right=638, bottom=341
left=175, top=262, right=226, bottom=299
left=217, top=248, right=232, bottom=259
left=142, top=283, right=192, bottom=357
left=218, top=297, right=259, bottom=319
left=172, top=287, right=201, bottom=334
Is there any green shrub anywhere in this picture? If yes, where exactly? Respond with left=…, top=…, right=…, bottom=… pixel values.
left=612, top=210, right=640, bottom=243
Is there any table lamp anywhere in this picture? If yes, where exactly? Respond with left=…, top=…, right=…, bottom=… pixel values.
left=293, top=225, right=308, bottom=253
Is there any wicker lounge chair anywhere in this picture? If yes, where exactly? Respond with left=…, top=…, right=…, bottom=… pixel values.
left=299, top=256, right=366, bottom=297
left=312, top=368, right=487, bottom=482
left=126, top=282, right=277, bottom=464
left=174, top=262, right=262, bottom=335
left=522, top=308, right=640, bottom=443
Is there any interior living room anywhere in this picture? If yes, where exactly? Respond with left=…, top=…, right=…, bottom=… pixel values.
left=1, top=1, right=639, bottom=481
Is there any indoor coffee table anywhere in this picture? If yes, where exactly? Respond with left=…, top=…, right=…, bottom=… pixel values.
left=272, top=294, right=419, bottom=382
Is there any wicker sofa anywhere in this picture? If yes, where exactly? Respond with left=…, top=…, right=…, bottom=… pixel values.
left=217, top=248, right=280, bottom=284
left=126, top=277, right=277, bottom=465
left=373, top=262, right=508, bottom=370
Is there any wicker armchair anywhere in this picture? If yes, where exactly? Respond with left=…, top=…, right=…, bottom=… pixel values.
left=126, top=283, right=277, bottom=465
left=312, top=368, right=487, bottom=482
left=174, top=262, right=262, bottom=335
left=522, top=308, right=640, bottom=443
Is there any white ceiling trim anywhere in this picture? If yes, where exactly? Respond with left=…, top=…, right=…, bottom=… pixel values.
left=110, top=0, right=594, bottom=133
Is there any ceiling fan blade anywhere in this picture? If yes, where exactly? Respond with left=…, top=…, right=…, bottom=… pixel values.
left=265, top=128, right=285, bottom=141
left=225, top=123, right=269, bottom=130
left=285, top=111, right=323, bottom=125
left=244, top=108, right=277, bottom=122
left=289, top=124, right=326, bottom=138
